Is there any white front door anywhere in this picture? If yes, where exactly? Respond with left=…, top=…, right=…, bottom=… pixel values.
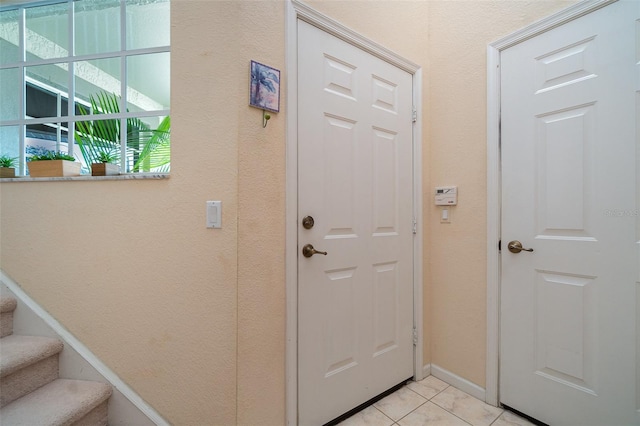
left=297, top=19, right=415, bottom=425
left=500, top=1, right=640, bottom=425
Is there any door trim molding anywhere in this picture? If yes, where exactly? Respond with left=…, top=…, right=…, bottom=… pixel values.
left=286, top=1, right=423, bottom=423
left=485, top=0, right=617, bottom=407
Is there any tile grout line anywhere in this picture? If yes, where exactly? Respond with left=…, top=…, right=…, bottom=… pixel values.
left=340, top=377, right=517, bottom=426
left=393, top=383, right=443, bottom=424
left=371, top=405, right=396, bottom=424
left=400, top=381, right=504, bottom=426
left=429, top=389, right=504, bottom=426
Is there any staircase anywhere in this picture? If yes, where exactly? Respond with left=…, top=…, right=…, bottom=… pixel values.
left=0, top=296, right=112, bottom=425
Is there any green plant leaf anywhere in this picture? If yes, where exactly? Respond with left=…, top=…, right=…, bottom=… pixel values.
left=29, top=152, right=75, bottom=161
left=131, top=116, right=171, bottom=172
left=75, top=91, right=170, bottom=173
left=0, top=155, right=17, bottom=168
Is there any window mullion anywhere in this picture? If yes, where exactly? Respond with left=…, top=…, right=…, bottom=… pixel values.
left=67, top=0, right=74, bottom=156
left=19, top=7, right=26, bottom=175
left=120, top=0, right=127, bottom=173
left=120, top=0, right=127, bottom=110
left=120, top=117, right=127, bottom=173
left=56, top=93, right=61, bottom=151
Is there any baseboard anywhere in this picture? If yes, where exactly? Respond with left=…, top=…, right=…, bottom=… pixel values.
left=430, top=363, right=487, bottom=402
left=0, top=270, right=170, bottom=426
left=422, top=363, right=431, bottom=377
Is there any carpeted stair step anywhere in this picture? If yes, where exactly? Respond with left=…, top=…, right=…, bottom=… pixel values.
left=0, top=297, right=17, bottom=338
left=0, top=378, right=112, bottom=426
left=0, top=335, right=64, bottom=407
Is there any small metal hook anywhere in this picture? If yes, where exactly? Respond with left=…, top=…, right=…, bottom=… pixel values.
left=262, top=110, right=271, bottom=128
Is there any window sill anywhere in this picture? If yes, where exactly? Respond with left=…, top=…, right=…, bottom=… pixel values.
left=0, top=173, right=170, bottom=182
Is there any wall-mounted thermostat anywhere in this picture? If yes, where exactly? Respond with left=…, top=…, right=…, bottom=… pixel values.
left=435, top=186, right=457, bottom=205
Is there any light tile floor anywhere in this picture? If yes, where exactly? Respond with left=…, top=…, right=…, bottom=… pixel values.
left=337, top=376, right=534, bottom=426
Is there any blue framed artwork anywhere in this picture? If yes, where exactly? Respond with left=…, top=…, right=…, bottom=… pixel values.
left=250, top=60, right=280, bottom=113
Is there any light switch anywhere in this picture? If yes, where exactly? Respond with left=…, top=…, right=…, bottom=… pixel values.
left=441, top=208, right=450, bottom=223
left=207, top=201, right=221, bottom=228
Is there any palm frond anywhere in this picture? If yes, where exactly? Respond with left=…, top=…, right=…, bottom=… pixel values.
left=74, top=91, right=171, bottom=173
left=130, top=116, right=171, bottom=172
left=74, top=92, right=121, bottom=169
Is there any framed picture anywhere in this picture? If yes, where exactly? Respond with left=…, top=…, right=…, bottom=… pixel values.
left=250, top=60, right=280, bottom=113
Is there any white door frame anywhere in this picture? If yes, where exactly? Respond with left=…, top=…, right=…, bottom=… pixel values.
left=485, top=0, right=618, bottom=407
left=285, top=1, right=423, bottom=423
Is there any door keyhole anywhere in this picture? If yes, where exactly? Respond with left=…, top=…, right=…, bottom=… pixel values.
left=302, top=216, right=315, bottom=229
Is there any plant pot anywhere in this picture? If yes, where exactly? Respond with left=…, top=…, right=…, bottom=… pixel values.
left=91, top=163, right=119, bottom=176
left=0, top=167, right=15, bottom=178
left=28, top=160, right=81, bottom=177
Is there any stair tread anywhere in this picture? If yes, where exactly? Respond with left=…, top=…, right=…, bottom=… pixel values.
left=0, top=378, right=112, bottom=425
left=0, top=335, right=64, bottom=377
left=0, top=297, right=17, bottom=313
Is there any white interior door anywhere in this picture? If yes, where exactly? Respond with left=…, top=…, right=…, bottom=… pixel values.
left=297, top=19, right=414, bottom=426
left=500, top=1, right=640, bottom=425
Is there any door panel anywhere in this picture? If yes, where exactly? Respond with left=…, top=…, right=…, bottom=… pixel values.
left=297, top=20, right=414, bottom=425
left=500, top=1, right=639, bottom=424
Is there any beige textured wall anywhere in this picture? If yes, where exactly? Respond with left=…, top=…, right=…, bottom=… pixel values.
left=0, top=0, right=579, bottom=424
left=426, top=0, right=578, bottom=387
left=235, top=0, right=287, bottom=423
left=0, top=1, right=286, bottom=424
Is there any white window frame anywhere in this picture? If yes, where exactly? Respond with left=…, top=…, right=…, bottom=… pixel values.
left=0, top=0, right=170, bottom=176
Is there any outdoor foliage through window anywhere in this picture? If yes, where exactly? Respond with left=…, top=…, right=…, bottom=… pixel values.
left=0, top=0, right=170, bottom=176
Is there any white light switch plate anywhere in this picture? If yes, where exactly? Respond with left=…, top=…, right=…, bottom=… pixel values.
left=206, top=201, right=221, bottom=228
left=441, top=207, right=451, bottom=223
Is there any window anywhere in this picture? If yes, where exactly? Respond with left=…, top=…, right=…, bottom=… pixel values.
left=0, top=0, right=170, bottom=176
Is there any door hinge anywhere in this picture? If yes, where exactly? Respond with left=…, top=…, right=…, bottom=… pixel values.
left=412, top=218, right=417, bottom=234
left=412, top=328, right=418, bottom=346
left=412, top=107, right=417, bottom=123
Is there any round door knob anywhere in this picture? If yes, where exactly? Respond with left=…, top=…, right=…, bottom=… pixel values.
left=302, top=216, right=315, bottom=229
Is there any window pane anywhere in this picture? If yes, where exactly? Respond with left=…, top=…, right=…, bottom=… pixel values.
left=0, top=68, right=21, bottom=121
left=75, top=118, right=121, bottom=172
left=126, top=52, right=169, bottom=112
left=74, top=0, right=121, bottom=56
left=126, top=0, right=169, bottom=50
left=25, top=63, right=69, bottom=119
left=1, top=125, right=21, bottom=174
left=75, top=58, right=122, bottom=110
left=26, top=122, right=68, bottom=143
left=26, top=2, right=70, bottom=61
left=0, top=126, right=20, bottom=158
left=0, top=9, right=20, bottom=65
left=125, top=115, right=169, bottom=173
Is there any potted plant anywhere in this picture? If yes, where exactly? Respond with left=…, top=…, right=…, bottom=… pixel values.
left=0, top=155, right=17, bottom=178
left=91, top=151, right=120, bottom=176
left=27, top=152, right=81, bottom=177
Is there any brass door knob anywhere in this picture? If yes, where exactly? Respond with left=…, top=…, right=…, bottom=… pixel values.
left=507, top=240, right=534, bottom=253
left=302, top=244, right=327, bottom=258
left=302, top=216, right=315, bottom=229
